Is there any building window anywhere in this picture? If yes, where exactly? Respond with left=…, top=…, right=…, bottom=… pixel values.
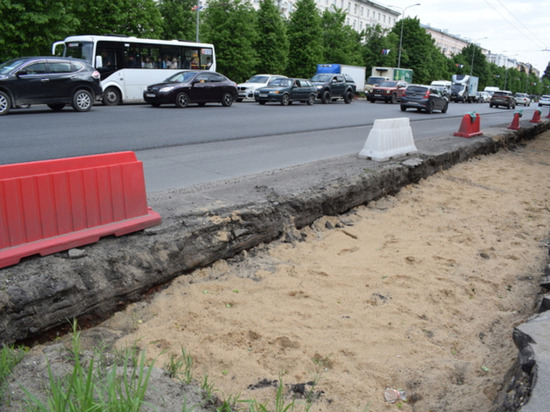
left=360, top=6, right=363, bottom=16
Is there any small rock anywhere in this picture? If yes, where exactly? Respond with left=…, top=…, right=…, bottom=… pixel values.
left=68, top=248, right=87, bottom=259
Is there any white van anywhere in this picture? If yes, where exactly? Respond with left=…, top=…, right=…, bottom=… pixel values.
left=430, top=80, right=451, bottom=97
left=484, top=86, right=500, bottom=96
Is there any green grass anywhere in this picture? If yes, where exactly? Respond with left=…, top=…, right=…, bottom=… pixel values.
left=3, top=320, right=324, bottom=412
left=0, top=344, right=26, bottom=404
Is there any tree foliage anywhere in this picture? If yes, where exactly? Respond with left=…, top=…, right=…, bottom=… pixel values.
left=201, top=0, right=258, bottom=83
left=286, top=0, right=323, bottom=78
left=320, top=8, right=362, bottom=65
left=0, top=0, right=79, bottom=62
left=158, top=0, right=197, bottom=42
left=73, top=0, right=163, bottom=38
left=255, top=0, right=288, bottom=74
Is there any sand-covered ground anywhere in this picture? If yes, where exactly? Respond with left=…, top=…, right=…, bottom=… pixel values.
left=10, top=131, right=550, bottom=411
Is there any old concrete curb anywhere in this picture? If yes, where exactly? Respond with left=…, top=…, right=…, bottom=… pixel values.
left=0, top=119, right=549, bottom=408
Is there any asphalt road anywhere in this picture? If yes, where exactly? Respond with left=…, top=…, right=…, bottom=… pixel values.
left=1, top=99, right=544, bottom=192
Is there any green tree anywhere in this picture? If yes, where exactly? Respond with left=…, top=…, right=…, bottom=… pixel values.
left=455, top=44, right=489, bottom=87
left=543, top=62, right=550, bottom=81
left=73, top=0, right=163, bottom=38
left=158, top=0, right=196, bottom=41
left=320, top=8, right=362, bottom=65
left=0, top=0, right=79, bottom=62
left=361, top=24, right=396, bottom=70
left=202, top=0, right=258, bottom=82
left=255, top=0, right=288, bottom=74
left=390, top=17, right=444, bottom=84
left=286, top=0, right=323, bottom=78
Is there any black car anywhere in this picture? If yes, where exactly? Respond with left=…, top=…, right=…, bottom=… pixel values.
left=143, top=71, right=238, bottom=108
left=0, top=56, right=102, bottom=115
left=489, top=90, right=516, bottom=109
left=254, top=78, right=317, bottom=105
left=400, top=84, right=449, bottom=114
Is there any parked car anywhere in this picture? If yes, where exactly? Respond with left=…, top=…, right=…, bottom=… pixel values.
left=0, top=56, right=102, bottom=115
left=254, top=78, right=317, bottom=106
left=538, top=95, right=550, bottom=107
left=237, top=74, right=287, bottom=101
left=143, top=71, right=237, bottom=108
left=400, top=84, right=449, bottom=114
left=367, top=80, right=408, bottom=103
left=489, top=90, right=516, bottom=109
left=514, top=93, right=531, bottom=106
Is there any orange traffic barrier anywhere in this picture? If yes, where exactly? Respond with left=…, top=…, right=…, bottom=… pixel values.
left=530, top=109, right=542, bottom=123
left=454, top=112, right=482, bottom=138
left=507, top=112, right=521, bottom=130
left=0, top=152, right=161, bottom=269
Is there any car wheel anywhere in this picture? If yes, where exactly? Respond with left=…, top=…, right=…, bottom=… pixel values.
left=427, top=101, right=434, bottom=114
left=391, top=93, right=397, bottom=104
left=48, top=104, right=65, bottom=111
left=72, top=89, right=93, bottom=112
left=151, top=103, right=160, bottom=108
left=281, top=94, right=290, bottom=106
left=175, top=92, right=189, bottom=108
left=258, top=101, right=266, bottom=105
left=321, top=90, right=330, bottom=104
left=198, top=102, right=206, bottom=106
left=103, top=87, right=121, bottom=106
left=441, top=101, right=449, bottom=113
left=344, top=91, right=352, bottom=104
left=221, top=92, right=234, bottom=107
left=0, top=91, right=11, bottom=116
left=307, top=94, right=315, bottom=105
left=369, top=99, right=375, bottom=103
left=400, top=105, right=407, bottom=112
left=489, top=104, right=493, bottom=108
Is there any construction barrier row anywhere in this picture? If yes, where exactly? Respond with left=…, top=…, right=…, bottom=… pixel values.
left=0, top=151, right=161, bottom=269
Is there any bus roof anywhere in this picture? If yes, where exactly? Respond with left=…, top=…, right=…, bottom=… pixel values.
left=61, top=35, right=214, bottom=48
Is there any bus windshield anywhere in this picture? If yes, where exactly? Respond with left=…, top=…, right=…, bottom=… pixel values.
left=64, top=41, right=94, bottom=63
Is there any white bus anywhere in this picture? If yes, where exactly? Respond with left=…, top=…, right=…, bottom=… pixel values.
left=52, top=35, right=216, bottom=105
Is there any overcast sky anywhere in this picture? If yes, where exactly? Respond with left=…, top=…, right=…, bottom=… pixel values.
left=382, top=0, right=549, bottom=74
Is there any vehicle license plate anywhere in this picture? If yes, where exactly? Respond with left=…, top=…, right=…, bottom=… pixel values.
left=259, top=93, right=268, bottom=97
left=145, top=93, right=156, bottom=98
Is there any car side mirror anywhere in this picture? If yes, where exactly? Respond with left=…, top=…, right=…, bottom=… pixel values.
left=16, top=70, right=27, bottom=76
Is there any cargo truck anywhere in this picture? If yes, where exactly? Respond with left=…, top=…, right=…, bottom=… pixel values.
left=450, top=74, right=479, bottom=103
left=315, top=64, right=366, bottom=92
left=366, top=67, right=413, bottom=93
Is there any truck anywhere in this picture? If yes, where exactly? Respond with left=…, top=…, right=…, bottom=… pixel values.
left=310, top=64, right=360, bottom=104
left=366, top=67, right=413, bottom=94
left=450, top=74, right=479, bottom=103
left=315, top=64, right=366, bottom=91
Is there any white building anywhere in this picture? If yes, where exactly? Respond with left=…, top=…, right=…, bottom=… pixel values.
left=247, top=0, right=399, bottom=32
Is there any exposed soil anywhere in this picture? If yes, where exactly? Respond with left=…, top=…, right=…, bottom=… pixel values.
left=3, top=131, right=550, bottom=411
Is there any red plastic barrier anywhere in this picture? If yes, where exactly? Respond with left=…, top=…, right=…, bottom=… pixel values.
left=454, top=113, right=483, bottom=138
left=507, top=113, right=521, bottom=130
left=547, top=109, right=550, bottom=119
left=530, top=109, right=541, bottom=123
left=0, top=152, right=161, bottom=268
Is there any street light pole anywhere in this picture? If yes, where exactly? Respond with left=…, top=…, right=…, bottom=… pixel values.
left=395, top=3, right=420, bottom=69
left=470, top=37, right=487, bottom=76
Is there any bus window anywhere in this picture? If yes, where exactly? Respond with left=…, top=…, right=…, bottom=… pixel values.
left=65, top=42, right=94, bottom=64
left=200, top=48, right=213, bottom=69
left=124, top=44, right=141, bottom=68
left=140, top=46, right=161, bottom=69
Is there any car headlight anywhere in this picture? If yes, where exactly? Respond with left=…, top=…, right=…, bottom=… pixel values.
left=159, top=86, right=174, bottom=93
left=316, top=85, right=322, bottom=90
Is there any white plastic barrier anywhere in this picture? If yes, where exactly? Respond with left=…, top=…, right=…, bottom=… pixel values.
left=358, top=117, right=418, bottom=161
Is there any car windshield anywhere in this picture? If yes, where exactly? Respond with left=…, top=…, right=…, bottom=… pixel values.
left=379, top=81, right=397, bottom=87
left=0, top=58, right=27, bottom=75
left=311, top=74, right=332, bottom=82
left=493, top=91, right=509, bottom=96
left=367, top=77, right=386, bottom=85
left=247, top=75, right=269, bottom=83
left=165, top=71, right=198, bottom=83
left=269, top=78, right=292, bottom=87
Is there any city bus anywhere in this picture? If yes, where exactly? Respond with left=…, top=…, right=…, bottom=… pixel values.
left=52, top=35, right=216, bottom=105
